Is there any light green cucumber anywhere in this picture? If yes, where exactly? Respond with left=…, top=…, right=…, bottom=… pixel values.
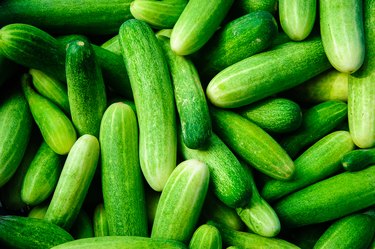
left=28, top=204, right=49, bottom=219
left=151, top=159, right=210, bottom=243
left=21, top=141, right=64, bottom=206
left=320, top=0, right=365, bottom=73
left=170, top=0, right=234, bottom=55
left=119, top=19, right=177, bottom=192
left=206, top=37, right=331, bottom=108
left=22, top=74, right=77, bottom=155
left=211, top=107, right=295, bottom=180
left=93, top=204, right=109, bottom=237
left=70, top=210, right=94, bottom=239
left=100, top=103, right=148, bottom=236
left=100, top=35, right=121, bottom=55
left=342, top=148, right=375, bottom=172
left=262, top=131, right=354, bottom=202
left=189, top=224, right=222, bottom=249
left=279, top=0, right=316, bottom=41
left=44, top=134, right=100, bottom=230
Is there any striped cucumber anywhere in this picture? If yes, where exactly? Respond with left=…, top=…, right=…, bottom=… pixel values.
left=44, top=134, right=100, bottom=230
left=189, top=224, right=222, bottom=249
left=320, top=0, right=365, bottom=73
left=119, top=19, right=177, bottom=192
left=151, top=159, right=210, bottom=243
left=93, top=204, right=109, bottom=237
left=170, top=0, right=234, bottom=55
left=342, top=147, right=375, bottom=172
left=100, top=103, right=148, bottom=236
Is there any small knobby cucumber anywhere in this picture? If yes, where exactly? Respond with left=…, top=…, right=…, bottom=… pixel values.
left=342, top=148, right=375, bottom=172
left=189, top=224, right=222, bottom=249
left=119, top=19, right=177, bottom=192
left=93, top=204, right=109, bottom=237
left=100, top=102, right=148, bottom=236
left=151, top=159, right=210, bottom=243
left=44, top=134, right=100, bottom=230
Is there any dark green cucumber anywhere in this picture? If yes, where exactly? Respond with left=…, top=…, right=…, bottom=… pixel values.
left=44, top=134, right=100, bottom=230
left=320, top=0, right=365, bottom=73
left=119, top=19, right=177, bottom=192
left=93, top=204, right=109, bottom=237
left=0, top=215, right=74, bottom=249
left=51, top=236, right=187, bottom=249
left=189, top=224, right=222, bottom=249
left=100, top=103, right=148, bottom=236
left=274, top=165, right=375, bottom=228
left=170, top=0, right=234, bottom=55
left=151, top=159, right=210, bottom=243
left=342, top=148, right=375, bottom=172
left=0, top=88, right=33, bottom=188
left=157, top=33, right=212, bottom=149
left=0, top=0, right=133, bottom=35
left=313, top=214, right=375, bottom=249
left=262, top=131, right=354, bottom=202
left=66, top=39, right=107, bottom=138
left=280, top=100, right=348, bottom=159
left=22, top=74, right=77, bottom=155
left=239, top=98, right=302, bottom=134
left=70, top=210, right=94, bottom=239
left=211, top=107, right=295, bottom=180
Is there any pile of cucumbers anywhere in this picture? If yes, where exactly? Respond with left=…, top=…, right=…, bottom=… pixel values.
left=0, top=0, right=374, bottom=248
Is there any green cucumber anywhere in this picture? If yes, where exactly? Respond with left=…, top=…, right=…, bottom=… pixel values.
left=119, top=19, right=177, bottom=192
left=0, top=88, right=33, bottom=188
left=170, top=0, right=234, bottom=55
left=313, top=214, right=375, bottom=249
left=0, top=215, right=74, bottom=249
left=21, top=141, right=64, bottom=206
left=233, top=0, right=278, bottom=15
left=189, top=224, right=222, bottom=249
left=279, top=0, right=316, bottom=41
left=93, top=204, right=109, bottom=237
left=70, top=210, right=94, bottom=239
left=197, top=10, right=278, bottom=78
left=280, top=100, right=348, bottom=159
left=28, top=204, right=49, bottom=219
left=51, top=236, right=187, bottom=249
left=131, top=0, right=187, bottom=29
left=320, top=0, right=365, bottom=73
left=22, top=74, right=77, bottom=155
left=274, top=165, right=375, bottom=228
left=206, top=37, right=331, bottom=108
left=211, top=107, right=295, bottom=180
left=342, top=148, right=375, bottom=172
left=239, top=98, right=302, bottom=134
left=44, top=134, right=100, bottom=230
left=157, top=33, right=212, bottom=149
left=179, top=131, right=251, bottom=208
left=262, top=131, right=354, bottom=202
left=66, top=39, right=107, bottom=138
left=151, top=159, right=210, bottom=243
left=100, top=35, right=121, bottom=55
left=0, top=0, right=133, bottom=35
left=100, top=103, right=148, bottom=236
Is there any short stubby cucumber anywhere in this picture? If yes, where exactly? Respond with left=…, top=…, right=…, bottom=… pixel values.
left=189, top=224, right=222, bottom=249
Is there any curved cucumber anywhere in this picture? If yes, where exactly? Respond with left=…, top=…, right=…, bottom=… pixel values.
left=342, top=147, right=375, bottom=172
left=93, top=204, right=109, bottom=237
left=189, top=224, right=222, bottom=249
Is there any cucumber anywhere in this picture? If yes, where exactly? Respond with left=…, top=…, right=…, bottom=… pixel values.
left=151, top=159, right=210, bottom=243
left=342, top=148, right=375, bottom=172
left=131, top=0, right=187, bottom=29
left=233, top=0, right=278, bottom=15
left=44, top=134, right=100, bottom=230
left=0, top=0, right=133, bottom=35
left=28, top=204, right=49, bottom=219
left=239, top=98, right=302, bottom=134
left=206, top=37, right=331, bottom=108
left=100, top=103, right=148, bottom=236
left=280, top=100, right=348, bottom=159
left=70, top=210, right=94, bottom=239
left=211, top=107, right=295, bottom=180
left=179, top=131, right=251, bottom=208
left=189, top=224, right=222, bottom=249
left=170, top=0, right=234, bottom=55
left=0, top=88, right=33, bottom=188
left=0, top=215, right=74, bottom=249
left=313, top=214, right=375, bottom=249
left=66, top=38, right=107, bottom=138
left=274, top=165, right=375, bottom=228
left=93, top=204, right=108, bottom=237
left=50, top=236, right=187, bottom=249
left=157, top=33, right=212, bottom=149
left=100, top=35, right=121, bottom=55
left=320, top=0, right=365, bottom=73
left=22, top=74, right=77, bottom=155
left=21, top=141, right=64, bottom=206
left=261, top=131, right=355, bottom=202
left=279, top=0, right=316, bottom=41
left=119, top=19, right=177, bottom=192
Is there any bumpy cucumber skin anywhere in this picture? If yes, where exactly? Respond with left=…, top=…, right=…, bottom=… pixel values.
left=320, top=0, right=365, bottom=73
left=119, top=19, right=177, bottom=192
left=170, top=0, right=234, bottom=55
left=100, top=103, right=148, bottom=237
left=0, top=89, right=33, bottom=188
left=151, top=159, right=210, bottom=243
left=44, top=134, right=100, bottom=230
left=189, top=224, right=222, bottom=249
left=93, top=204, right=109, bottom=237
